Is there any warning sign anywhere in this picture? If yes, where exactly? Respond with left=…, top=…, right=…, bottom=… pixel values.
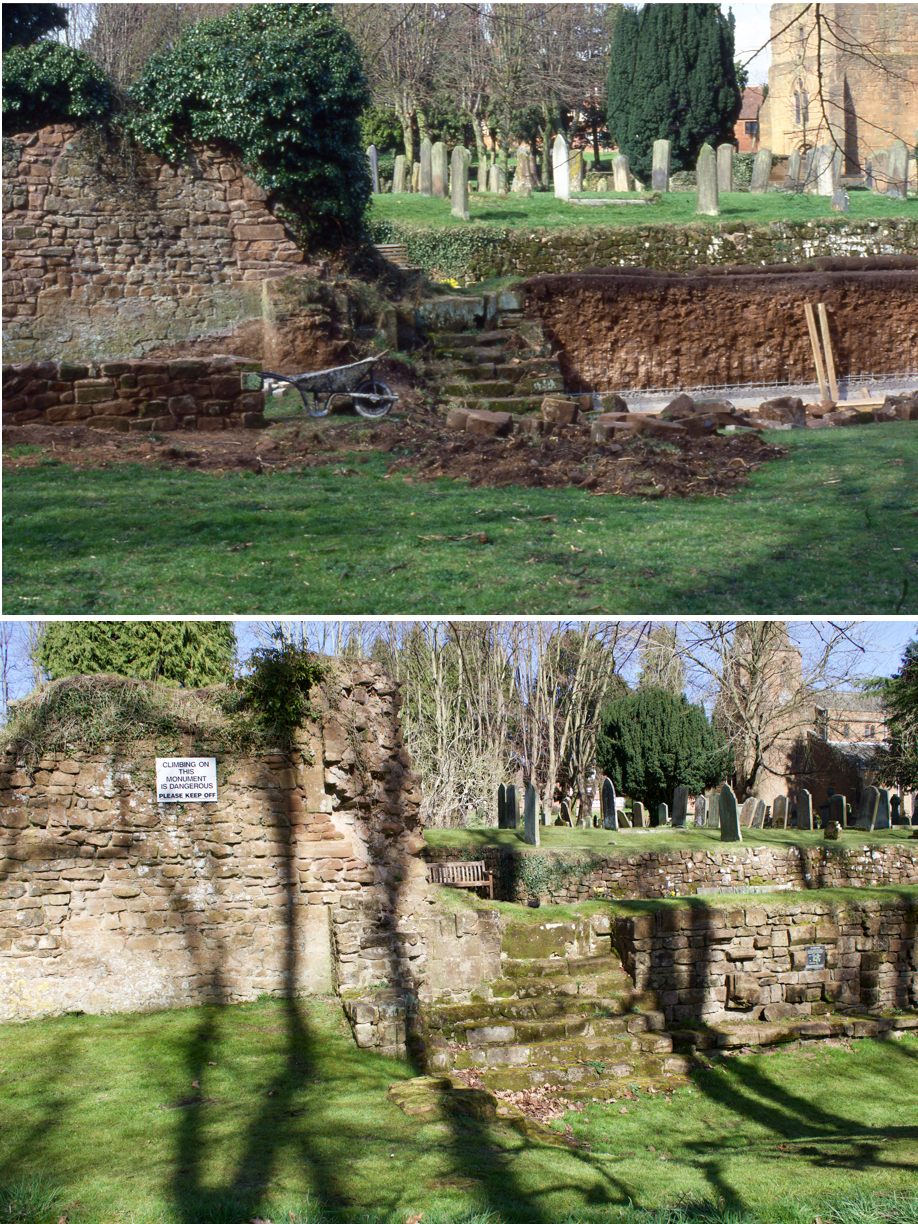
left=156, top=757, right=218, bottom=803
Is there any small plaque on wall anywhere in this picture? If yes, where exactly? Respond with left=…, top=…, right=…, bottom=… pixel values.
left=805, top=944, right=826, bottom=971
left=156, top=758, right=218, bottom=803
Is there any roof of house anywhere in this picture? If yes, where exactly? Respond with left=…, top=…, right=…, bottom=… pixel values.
left=814, top=689, right=886, bottom=715
left=739, top=86, right=765, bottom=121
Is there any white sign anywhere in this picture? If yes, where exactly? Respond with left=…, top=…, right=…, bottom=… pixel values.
left=156, top=757, right=218, bottom=803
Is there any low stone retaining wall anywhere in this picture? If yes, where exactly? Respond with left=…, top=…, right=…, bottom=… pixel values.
left=424, top=841, right=918, bottom=903
left=2, top=356, right=266, bottom=430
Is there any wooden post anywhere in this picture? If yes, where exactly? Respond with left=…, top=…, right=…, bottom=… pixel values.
left=817, top=303, right=839, bottom=401
left=804, top=302, right=829, bottom=401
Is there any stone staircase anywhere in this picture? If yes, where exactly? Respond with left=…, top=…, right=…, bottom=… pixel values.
left=421, top=917, right=693, bottom=1101
left=421, top=291, right=569, bottom=416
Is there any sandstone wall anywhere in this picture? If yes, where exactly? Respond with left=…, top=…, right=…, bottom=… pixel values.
left=425, top=841, right=918, bottom=904
left=0, top=666, right=430, bottom=1047
left=2, top=124, right=306, bottom=363
left=525, top=266, right=918, bottom=391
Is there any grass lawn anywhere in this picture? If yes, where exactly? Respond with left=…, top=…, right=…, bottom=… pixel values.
left=2, top=995, right=917, bottom=1224
left=4, top=424, right=917, bottom=615
left=370, top=187, right=916, bottom=231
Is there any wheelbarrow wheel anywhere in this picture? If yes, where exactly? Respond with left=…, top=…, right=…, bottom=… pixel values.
left=353, top=378, right=396, bottom=419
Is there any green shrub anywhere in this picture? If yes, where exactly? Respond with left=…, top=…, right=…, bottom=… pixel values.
left=127, top=4, right=370, bottom=248
left=1, top=40, right=114, bottom=132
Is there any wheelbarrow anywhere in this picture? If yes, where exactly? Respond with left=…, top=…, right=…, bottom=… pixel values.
left=259, top=352, right=398, bottom=419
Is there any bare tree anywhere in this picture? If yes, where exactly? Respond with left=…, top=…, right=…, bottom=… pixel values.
left=0, top=621, right=46, bottom=722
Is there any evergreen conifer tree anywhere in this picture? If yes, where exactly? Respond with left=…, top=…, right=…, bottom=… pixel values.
left=606, top=3, right=741, bottom=181
left=38, top=622, right=236, bottom=688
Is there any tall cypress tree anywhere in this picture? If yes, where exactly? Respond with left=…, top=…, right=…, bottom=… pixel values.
left=38, top=622, right=236, bottom=688
left=606, top=4, right=741, bottom=182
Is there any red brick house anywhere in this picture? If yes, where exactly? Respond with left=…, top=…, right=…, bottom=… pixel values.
left=735, top=86, right=765, bottom=152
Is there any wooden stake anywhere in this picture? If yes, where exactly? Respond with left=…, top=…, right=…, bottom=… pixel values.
left=804, top=302, right=829, bottom=401
left=817, top=302, right=839, bottom=401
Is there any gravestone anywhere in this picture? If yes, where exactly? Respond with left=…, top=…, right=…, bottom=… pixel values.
left=887, top=140, right=909, bottom=199
left=512, top=145, right=532, bottom=193
left=719, top=783, right=742, bottom=843
left=739, top=797, right=758, bottom=828
left=596, top=177, right=608, bottom=191
left=831, top=148, right=844, bottom=190
left=612, top=154, right=631, bottom=192
left=367, top=145, right=380, bottom=194
left=695, top=795, right=707, bottom=827
left=552, top=134, right=570, bottom=200
left=831, top=188, right=850, bottom=212
left=891, top=795, right=905, bottom=826
left=751, top=799, right=767, bottom=829
left=797, top=789, right=814, bottom=831
left=450, top=145, right=470, bottom=220
left=632, top=800, right=647, bottom=828
left=874, top=788, right=891, bottom=831
left=393, top=155, right=409, bottom=194
left=431, top=141, right=449, bottom=198
left=618, top=805, right=631, bottom=829
left=855, top=785, right=879, bottom=830
left=870, top=149, right=890, bottom=193
left=657, top=802, right=669, bottom=827
left=785, top=149, right=802, bottom=192
left=570, top=149, right=584, bottom=191
left=716, top=143, right=734, bottom=193
left=601, top=777, right=618, bottom=830
left=523, top=784, right=539, bottom=846
left=505, top=783, right=518, bottom=829
left=706, top=789, right=721, bottom=830
left=772, top=795, right=788, bottom=829
left=696, top=144, right=720, bottom=216
left=497, top=783, right=507, bottom=829
left=828, top=794, right=846, bottom=827
left=651, top=139, right=671, bottom=191
left=750, top=148, right=772, bottom=193
left=411, top=161, right=421, bottom=192
left=559, top=799, right=571, bottom=826
left=814, top=144, right=835, bottom=196
left=671, top=785, right=689, bottom=828
left=801, top=146, right=817, bottom=192
left=419, top=139, right=433, bottom=196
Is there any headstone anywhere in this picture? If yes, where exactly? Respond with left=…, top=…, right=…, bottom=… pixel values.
left=657, top=802, right=669, bottom=826
left=785, top=149, right=802, bottom=192
left=367, top=145, right=380, bottom=194
left=831, top=188, right=850, bottom=212
left=891, top=795, right=905, bottom=826
left=814, top=144, right=835, bottom=196
left=831, top=148, right=843, bottom=190
left=596, top=177, right=608, bottom=192
left=505, top=783, right=518, bottom=829
left=601, top=777, right=618, bottom=830
left=486, top=163, right=498, bottom=194
left=772, top=795, right=788, bottom=829
left=512, top=145, right=532, bottom=193
left=696, top=144, right=720, bottom=216
left=828, top=794, right=846, bottom=827
left=855, top=785, right=879, bottom=830
left=570, top=149, right=584, bottom=191
left=695, top=795, right=707, bottom=827
left=801, top=146, right=817, bottom=193
left=719, top=783, right=742, bottom=843
left=651, top=139, right=671, bottom=191
left=871, top=149, right=890, bottom=193
left=612, top=154, right=631, bottom=192
left=411, top=161, right=421, bottom=192
left=393, top=155, right=409, bottom=194
left=706, top=789, right=721, bottom=830
left=751, top=799, right=767, bottom=829
left=431, top=141, right=448, bottom=198
left=887, top=139, right=909, bottom=199
left=716, top=143, right=734, bottom=193
left=450, top=145, right=470, bottom=221
left=632, top=800, right=647, bottom=828
left=617, top=804, right=631, bottom=829
left=497, top=783, right=507, bottom=829
left=552, top=134, right=570, bottom=200
left=419, top=139, right=433, bottom=196
left=750, top=148, right=773, bottom=193
left=739, top=797, right=758, bottom=828
left=559, top=799, right=571, bottom=826
left=874, top=788, right=891, bottom=831
left=797, top=789, right=814, bottom=831
left=671, top=785, right=688, bottom=828
left=523, top=783, right=539, bottom=846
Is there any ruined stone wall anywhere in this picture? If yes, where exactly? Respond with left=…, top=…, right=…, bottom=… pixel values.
left=2, top=124, right=305, bottom=363
left=525, top=265, right=918, bottom=391
left=0, top=666, right=431, bottom=1047
left=615, top=896, right=918, bottom=1023
left=425, top=841, right=918, bottom=904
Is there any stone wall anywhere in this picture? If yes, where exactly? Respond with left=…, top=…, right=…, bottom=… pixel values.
left=2, top=356, right=265, bottom=431
left=424, top=841, right=918, bottom=904
left=524, top=264, right=918, bottom=391
left=615, top=896, right=918, bottom=1023
left=0, top=666, right=430, bottom=1048
left=2, top=124, right=307, bottom=363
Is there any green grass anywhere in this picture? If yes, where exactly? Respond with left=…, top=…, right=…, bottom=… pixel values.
left=2, top=996, right=917, bottom=1224
left=371, top=187, right=915, bottom=231
left=4, top=424, right=917, bottom=614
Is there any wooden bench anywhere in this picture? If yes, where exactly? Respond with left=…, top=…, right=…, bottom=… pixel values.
left=427, top=860, right=493, bottom=899
left=374, top=242, right=412, bottom=269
